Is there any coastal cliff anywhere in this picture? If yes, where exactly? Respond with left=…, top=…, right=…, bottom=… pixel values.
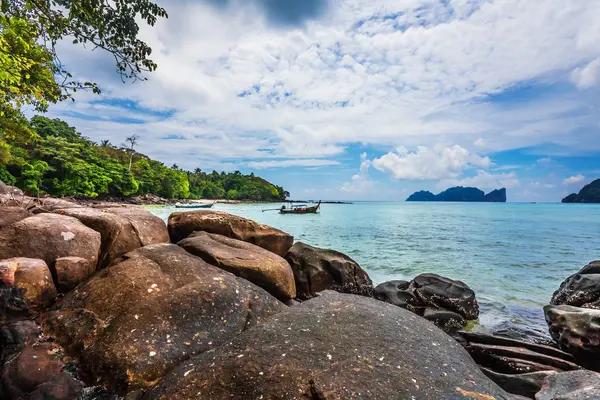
left=406, top=186, right=507, bottom=202
left=562, top=179, right=600, bottom=203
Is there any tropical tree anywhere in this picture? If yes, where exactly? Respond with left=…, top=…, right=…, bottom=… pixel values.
left=123, top=134, right=140, bottom=171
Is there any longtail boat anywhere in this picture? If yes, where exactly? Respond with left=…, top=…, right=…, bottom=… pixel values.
left=279, top=201, right=321, bottom=214
left=175, top=203, right=214, bottom=209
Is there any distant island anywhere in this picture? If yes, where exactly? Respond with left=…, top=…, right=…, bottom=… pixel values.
left=562, top=179, right=600, bottom=203
left=406, top=187, right=506, bottom=202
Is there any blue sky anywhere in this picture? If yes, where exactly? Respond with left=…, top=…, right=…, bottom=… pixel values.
left=46, top=0, right=600, bottom=201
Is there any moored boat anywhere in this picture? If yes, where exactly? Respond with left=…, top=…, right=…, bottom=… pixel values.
left=280, top=201, right=321, bottom=214
left=175, top=203, right=214, bottom=209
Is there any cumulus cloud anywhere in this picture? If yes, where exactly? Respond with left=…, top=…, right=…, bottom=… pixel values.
left=371, top=145, right=492, bottom=181
left=563, top=174, right=585, bottom=185
left=341, top=152, right=373, bottom=193
left=45, top=0, right=600, bottom=171
left=438, top=170, right=521, bottom=190
left=570, top=58, right=600, bottom=89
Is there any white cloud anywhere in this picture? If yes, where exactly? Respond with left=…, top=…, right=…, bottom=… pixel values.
left=438, top=170, right=521, bottom=190
left=563, top=174, right=585, bottom=185
left=371, top=144, right=492, bottom=181
left=531, top=181, right=555, bottom=189
left=44, top=0, right=600, bottom=171
left=246, top=159, right=340, bottom=169
left=341, top=153, right=373, bottom=193
left=571, top=58, right=600, bottom=89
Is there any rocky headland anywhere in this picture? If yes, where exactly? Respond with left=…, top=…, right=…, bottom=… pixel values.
left=407, top=186, right=507, bottom=202
left=1, top=191, right=599, bottom=399
left=562, top=179, right=600, bottom=203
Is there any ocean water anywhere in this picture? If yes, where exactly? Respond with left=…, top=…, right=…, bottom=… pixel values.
left=149, top=202, right=600, bottom=338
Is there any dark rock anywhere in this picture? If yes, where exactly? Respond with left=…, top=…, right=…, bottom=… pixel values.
left=407, top=186, right=507, bottom=202
left=481, top=368, right=556, bottom=399
left=179, top=231, right=296, bottom=300
left=43, top=243, right=285, bottom=393
left=536, top=370, right=600, bottom=400
left=411, top=273, right=479, bottom=320
left=373, top=280, right=419, bottom=311
left=168, top=210, right=293, bottom=257
left=423, top=308, right=466, bottom=333
left=551, top=261, right=600, bottom=308
left=0, top=205, right=32, bottom=230
left=458, top=332, right=580, bottom=398
left=0, top=213, right=101, bottom=279
left=55, top=206, right=169, bottom=268
left=544, top=305, right=600, bottom=363
left=561, top=178, right=600, bottom=203
left=0, top=258, right=57, bottom=312
left=285, top=241, right=373, bottom=300
left=144, top=291, right=512, bottom=400
left=0, top=320, right=41, bottom=360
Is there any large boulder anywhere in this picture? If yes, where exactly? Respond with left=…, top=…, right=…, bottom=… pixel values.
left=374, top=280, right=419, bottom=311
left=544, top=304, right=600, bottom=364
left=0, top=206, right=32, bottom=230
left=0, top=181, right=23, bottom=196
left=144, top=291, right=512, bottom=400
left=178, top=231, right=296, bottom=300
left=410, top=273, right=479, bottom=320
left=0, top=258, right=57, bottom=312
left=0, top=213, right=101, bottom=278
left=168, top=210, right=293, bottom=257
left=551, top=261, right=600, bottom=308
left=28, top=197, right=83, bottom=214
left=55, top=206, right=169, bottom=268
left=285, top=241, right=373, bottom=300
left=536, top=370, right=600, bottom=399
left=43, top=244, right=285, bottom=394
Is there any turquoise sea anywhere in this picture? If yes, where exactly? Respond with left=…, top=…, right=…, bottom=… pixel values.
left=150, top=202, right=600, bottom=339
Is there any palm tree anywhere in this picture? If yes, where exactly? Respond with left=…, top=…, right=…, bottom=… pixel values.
left=100, top=140, right=112, bottom=147
left=122, top=134, right=140, bottom=171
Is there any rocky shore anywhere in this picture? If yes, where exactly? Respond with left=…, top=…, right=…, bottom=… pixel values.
left=1, top=193, right=599, bottom=399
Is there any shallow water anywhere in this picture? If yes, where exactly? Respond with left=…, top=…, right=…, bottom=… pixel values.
left=149, top=202, right=600, bottom=337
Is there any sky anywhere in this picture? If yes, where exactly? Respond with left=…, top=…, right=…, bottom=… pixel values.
left=44, top=0, right=600, bottom=201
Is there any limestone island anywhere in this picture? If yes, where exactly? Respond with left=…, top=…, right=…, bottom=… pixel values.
left=562, top=178, right=600, bottom=203
left=406, top=186, right=507, bottom=202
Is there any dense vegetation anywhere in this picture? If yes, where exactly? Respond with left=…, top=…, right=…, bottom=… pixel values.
left=562, top=179, right=600, bottom=203
left=1, top=116, right=288, bottom=201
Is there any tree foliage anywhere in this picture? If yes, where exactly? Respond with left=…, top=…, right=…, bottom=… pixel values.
left=0, top=0, right=167, bottom=158
left=2, top=116, right=289, bottom=201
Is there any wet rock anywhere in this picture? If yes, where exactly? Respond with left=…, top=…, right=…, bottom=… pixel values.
left=459, top=332, right=581, bottom=398
left=536, top=370, right=600, bottom=400
left=410, top=273, right=479, bottom=320
left=178, top=231, right=296, bottom=300
left=0, top=258, right=57, bottom=312
left=168, top=210, right=293, bottom=257
left=373, top=280, right=419, bottom=311
left=544, top=304, right=600, bottom=363
left=54, top=256, right=95, bottom=292
left=423, top=308, right=465, bottom=333
left=285, top=241, right=373, bottom=300
left=551, top=261, right=600, bottom=308
left=0, top=213, right=101, bottom=278
left=55, top=206, right=168, bottom=268
left=0, top=320, right=41, bottom=360
left=0, top=206, right=32, bottom=230
left=43, top=243, right=285, bottom=393
left=481, top=369, right=556, bottom=399
left=144, top=291, right=511, bottom=400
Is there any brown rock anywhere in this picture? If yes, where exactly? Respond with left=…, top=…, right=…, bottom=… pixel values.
left=55, top=206, right=168, bottom=268
left=178, top=231, right=296, bottom=300
left=0, top=206, right=32, bottom=230
left=168, top=210, right=293, bottom=257
left=29, top=197, right=83, bottom=213
left=144, top=291, right=511, bottom=400
left=0, top=213, right=101, bottom=276
left=285, top=241, right=373, bottom=299
left=0, top=258, right=57, bottom=311
left=54, top=256, right=95, bottom=292
left=43, top=243, right=285, bottom=393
